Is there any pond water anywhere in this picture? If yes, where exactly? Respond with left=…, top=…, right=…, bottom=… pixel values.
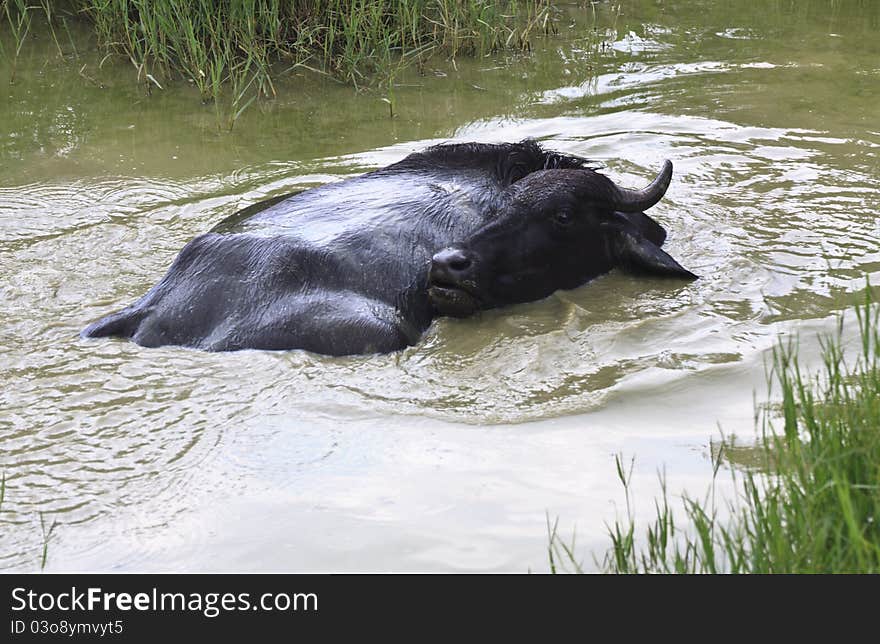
left=1, top=1, right=878, bottom=571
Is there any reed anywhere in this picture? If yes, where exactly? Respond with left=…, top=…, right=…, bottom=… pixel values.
left=577, top=284, right=880, bottom=573
left=71, top=1, right=556, bottom=128
left=2, top=0, right=33, bottom=84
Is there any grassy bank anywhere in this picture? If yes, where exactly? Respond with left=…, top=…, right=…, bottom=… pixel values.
left=1, top=1, right=556, bottom=127
left=553, top=286, right=880, bottom=573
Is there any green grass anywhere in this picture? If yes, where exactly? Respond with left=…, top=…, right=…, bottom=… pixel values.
left=552, top=284, right=880, bottom=574
left=1, top=1, right=556, bottom=129
left=39, top=511, right=58, bottom=572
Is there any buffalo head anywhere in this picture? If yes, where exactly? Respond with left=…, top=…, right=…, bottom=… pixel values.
left=428, top=160, right=696, bottom=318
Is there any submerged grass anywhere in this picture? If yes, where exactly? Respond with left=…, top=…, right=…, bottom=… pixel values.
left=0, top=471, right=56, bottom=571
left=569, top=285, right=880, bottom=573
left=1, top=1, right=557, bottom=128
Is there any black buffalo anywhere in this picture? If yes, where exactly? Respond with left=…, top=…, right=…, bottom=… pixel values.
left=82, top=141, right=696, bottom=355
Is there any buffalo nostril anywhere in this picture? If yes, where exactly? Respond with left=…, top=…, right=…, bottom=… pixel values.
left=433, top=248, right=473, bottom=276
left=448, top=255, right=471, bottom=271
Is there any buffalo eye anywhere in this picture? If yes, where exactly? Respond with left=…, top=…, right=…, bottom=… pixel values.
left=552, top=210, right=574, bottom=228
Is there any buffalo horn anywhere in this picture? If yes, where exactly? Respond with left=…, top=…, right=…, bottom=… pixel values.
left=613, top=160, right=673, bottom=213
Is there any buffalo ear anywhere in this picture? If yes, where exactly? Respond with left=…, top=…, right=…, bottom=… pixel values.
left=615, top=230, right=698, bottom=280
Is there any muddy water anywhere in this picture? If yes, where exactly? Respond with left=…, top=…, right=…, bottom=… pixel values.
left=1, top=1, right=878, bottom=571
